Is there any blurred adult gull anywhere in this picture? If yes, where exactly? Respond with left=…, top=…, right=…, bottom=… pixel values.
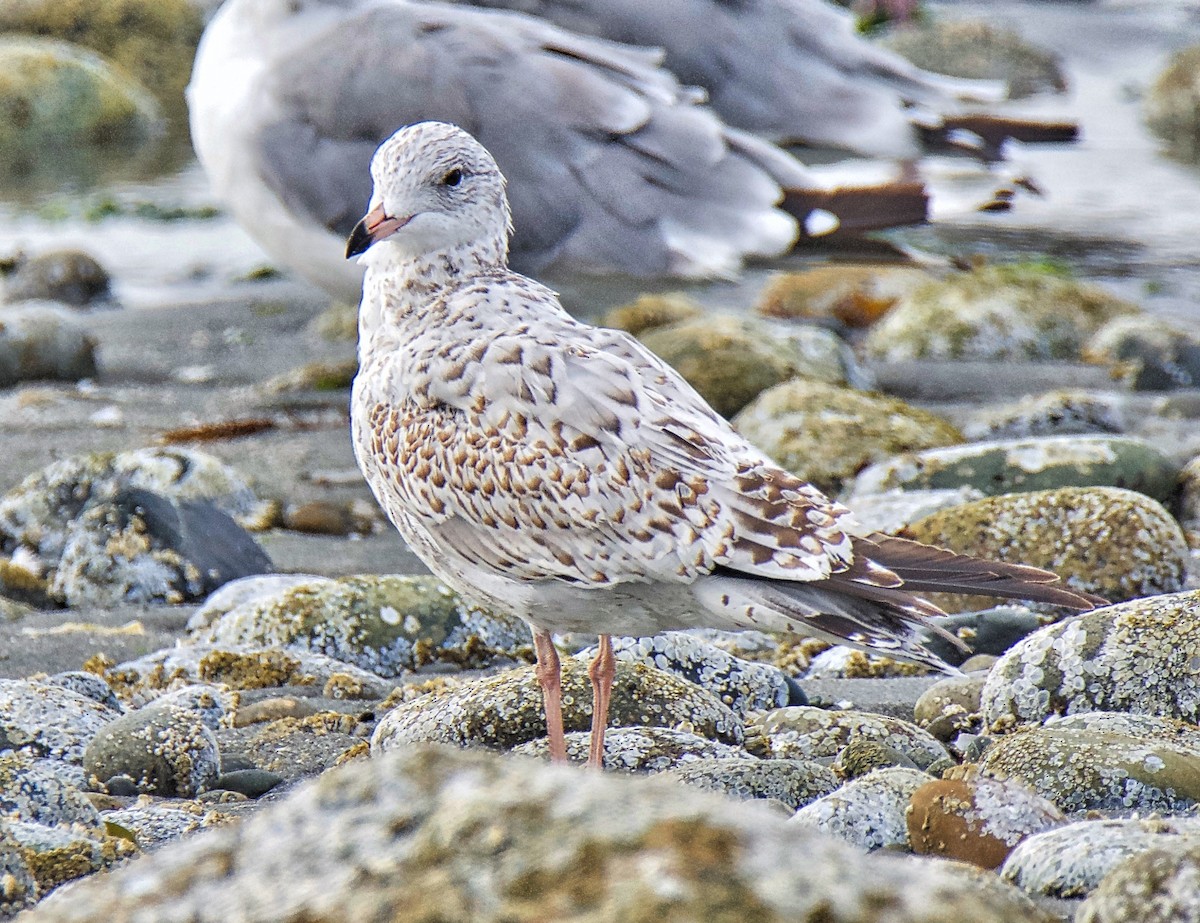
left=187, top=0, right=929, bottom=300
left=348, top=121, right=1103, bottom=768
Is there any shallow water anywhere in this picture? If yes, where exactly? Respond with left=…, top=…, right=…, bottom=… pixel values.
left=1, top=0, right=1199, bottom=321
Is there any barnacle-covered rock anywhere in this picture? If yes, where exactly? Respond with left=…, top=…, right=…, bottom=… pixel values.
left=748, top=707, right=948, bottom=769
left=901, top=487, right=1186, bottom=612
left=0, top=755, right=102, bottom=831
left=981, top=592, right=1200, bottom=726
left=514, top=726, right=749, bottom=772
left=0, top=679, right=118, bottom=763
left=732, top=379, right=962, bottom=493
left=665, top=756, right=837, bottom=809
left=83, top=702, right=220, bottom=797
left=8, top=819, right=131, bottom=893
left=218, top=712, right=367, bottom=782
left=101, top=801, right=230, bottom=850
left=791, top=767, right=930, bottom=851
left=372, top=660, right=743, bottom=753
left=1077, top=839, right=1200, bottom=922
left=188, top=574, right=529, bottom=678
left=962, top=390, right=1124, bottom=440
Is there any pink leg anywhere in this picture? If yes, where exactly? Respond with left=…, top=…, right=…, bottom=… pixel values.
left=586, top=634, right=615, bottom=770
left=532, top=628, right=567, bottom=763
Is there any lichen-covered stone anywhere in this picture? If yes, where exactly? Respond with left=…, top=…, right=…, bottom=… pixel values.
left=7, top=819, right=131, bottom=893
left=791, top=767, right=930, bottom=851
left=18, top=744, right=1058, bottom=922
left=598, top=292, right=704, bottom=336
left=0, top=0, right=205, bottom=104
left=901, top=487, right=1186, bottom=611
left=1077, top=839, right=1200, bottom=923
left=854, top=437, right=1177, bottom=503
left=0, top=37, right=162, bottom=172
left=1002, top=817, right=1200, bottom=899
left=884, top=20, right=1066, bottom=97
left=864, top=265, right=1137, bottom=362
left=843, top=487, right=985, bottom=536
left=979, top=725, right=1200, bottom=813
left=907, top=773, right=1064, bottom=869
left=963, top=390, right=1124, bottom=440
left=578, top=632, right=800, bottom=714
left=514, top=726, right=748, bottom=772
left=373, top=660, right=743, bottom=754
left=2, top=249, right=111, bottom=307
left=1084, top=313, right=1200, bottom=389
left=0, top=679, right=118, bottom=763
left=754, top=264, right=931, bottom=328
left=637, top=314, right=867, bottom=417
left=732, top=379, right=962, bottom=493
left=0, top=755, right=101, bottom=832
left=50, top=487, right=273, bottom=607
left=1146, top=44, right=1200, bottom=162
left=665, top=757, right=837, bottom=810
left=188, top=574, right=529, bottom=678
left=0, top=302, right=97, bottom=388
left=0, top=447, right=271, bottom=586
left=748, top=707, right=948, bottom=769
left=83, top=702, right=220, bottom=797
left=981, top=592, right=1200, bottom=727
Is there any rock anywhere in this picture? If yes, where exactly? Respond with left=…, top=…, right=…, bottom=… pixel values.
left=843, top=486, right=986, bottom=535
left=0, top=302, right=97, bottom=387
left=83, top=702, right=220, bottom=797
left=260, top=358, right=358, bottom=394
left=0, top=37, right=162, bottom=176
left=0, top=679, right=118, bottom=763
left=373, top=660, right=744, bottom=753
left=2, top=250, right=111, bottom=307
left=44, top=671, right=122, bottom=712
left=0, top=447, right=273, bottom=591
left=881, top=19, right=1067, bottom=98
left=791, top=767, right=930, bottom=851
left=907, top=772, right=1064, bottom=870
left=100, top=802, right=226, bottom=849
left=1001, top=817, right=1200, bottom=899
left=1077, top=839, right=1200, bottom=923
left=188, top=574, right=529, bottom=678
left=802, top=645, right=930, bottom=679
left=732, top=379, right=962, bottom=493
left=210, top=768, right=283, bottom=798
left=576, top=632, right=802, bottom=714
left=7, top=819, right=129, bottom=893
left=913, top=673, right=986, bottom=737
left=832, top=738, right=920, bottom=778
left=863, top=265, right=1137, bottom=362
left=283, top=499, right=377, bottom=536
left=922, top=606, right=1045, bottom=667
left=637, top=314, right=867, bottom=417
left=50, top=487, right=274, bottom=607
left=754, top=264, right=931, bottom=329
left=665, top=757, right=838, bottom=810
left=598, top=292, right=704, bottom=336
left=853, top=437, right=1178, bottom=504
left=218, top=712, right=366, bottom=782
left=147, top=684, right=231, bottom=731
left=1084, top=313, right=1200, bottom=389
left=981, top=592, right=1200, bottom=727
left=900, top=487, right=1186, bottom=611
left=21, top=745, right=1054, bottom=922
left=1146, top=44, right=1200, bottom=162
left=515, top=726, right=750, bottom=772
left=748, top=706, right=949, bottom=770
left=0, top=823, right=37, bottom=913
left=106, top=643, right=393, bottom=703
left=0, top=0, right=205, bottom=104
left=962, top=390, right=1124, bottom=440
left=0, top=755, right=102, bottom=831
left=979, top=724, right=1200, bottom=813
left=1177, top=453, right=1200, bottom=529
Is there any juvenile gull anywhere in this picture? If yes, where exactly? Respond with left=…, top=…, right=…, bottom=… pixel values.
left=187, top=0, right=928, bottom=301
left=348, top=122, right=1102, bottom=767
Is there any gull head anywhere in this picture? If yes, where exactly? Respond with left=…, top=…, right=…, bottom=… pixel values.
left=346, top=121, right=512, bottom=267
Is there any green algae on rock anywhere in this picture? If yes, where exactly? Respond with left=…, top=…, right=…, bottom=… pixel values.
left=853, top=436, right=1178, bottom=502
left=980, top=725, right=1200, bottom=814
left=747, top=706, right=949, bottom=769
left=0, top=37, right=162, bottom=164
left=1001, top=817, right=1200, bottom=899
left=187, top=573, right=529, bottom=678
left=1076, top=839, right=1200, bottom=923
left=900, top=487, right=1186, bottom=611
left=732, top=378, right=962, bottom=493
left=665, top=757, right=837, bottom=810
left=981, top=592, right=1200, bottom=726
left=863, top=265, right=1138, bottom=362
left=598, top=292, right=704, bottom=336
left=372, top=659, right=744, bottom=754
left=637, top=314, right=865, bottom=418
left=14, top=745, right=1059, bottom=922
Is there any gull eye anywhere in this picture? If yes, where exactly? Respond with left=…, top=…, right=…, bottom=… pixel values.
left=441, top=168, right=463, bottom=188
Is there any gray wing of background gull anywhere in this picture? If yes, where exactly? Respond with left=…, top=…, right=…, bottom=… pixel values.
left=438, top=0, right=1009, bottom=157
left=191, top=0, right=910, bottom=298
